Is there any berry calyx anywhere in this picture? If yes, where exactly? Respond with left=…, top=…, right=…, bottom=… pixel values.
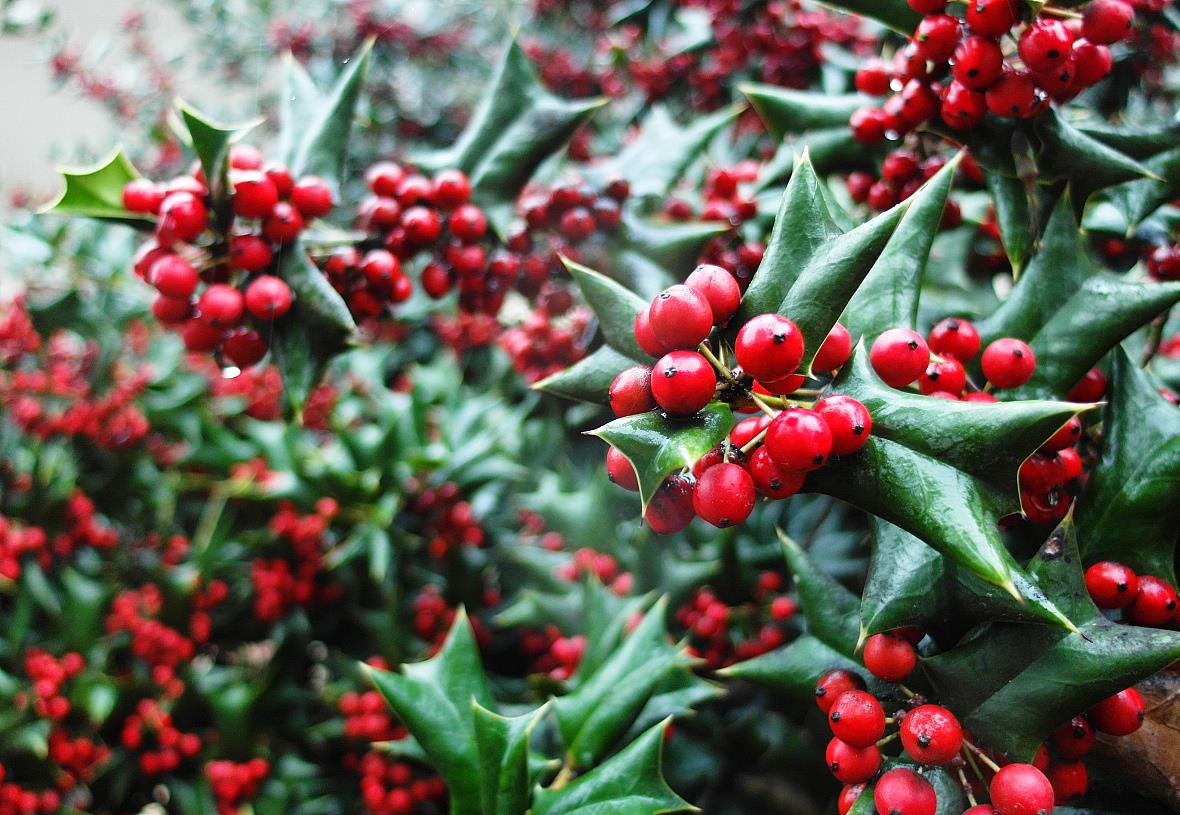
left=928, top=317, right=981, bottom=361
left=1050, top=715, right=1095, bottom=760
left=1083, top=561, right=1138, bottom=609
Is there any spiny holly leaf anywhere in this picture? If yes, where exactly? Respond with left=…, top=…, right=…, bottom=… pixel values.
left=280, top=39, right=373, bottom=194
left=553, top=598, right=705, bottom=769
left=1088, top=145, right=1180, bottom=236
left=533, top=346, right=644, bottom=404
left=1080, top=120, right=1180, bottom=160
left=1075, top=347, right=1180, bottom=583
left=365, top=609, right=496, bottom=815
left=741, top=86, right=868, bottom=140
left=842, top=154, right=962, bottom=343
left=1007, top=274, right=1180, bottom=400
left=924, top=519, right=1180, bottom=761
left=986, top=172, right=1035, bottom=272
left=414, top=39, right=606, bottom=235
left=564, top=259, right=649, bottom=361
left=1034, top=110, right=1159, bottom=211
left=176, top=101, right=258, bottom=217
left=614, top=215, right=730, bottom=297
left=606, top=104, right=741, bottom=203
left=756, top=128, right=866, bottom=190
left=532, top=720, right=695, bottom=815
left=40, top=148, right=152, bottom=227
left=810, top=0, right=920, bottom=32
left=473, top=703, right=545, bottom=815
left=588, top=403, right=735, bottom=512
left=861, top=518, right=1080, bottom=637
left=807, top=345, right=1089, bottom=598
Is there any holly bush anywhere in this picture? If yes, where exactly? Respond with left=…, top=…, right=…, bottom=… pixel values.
left=2, top=0, right=1180, bottom=814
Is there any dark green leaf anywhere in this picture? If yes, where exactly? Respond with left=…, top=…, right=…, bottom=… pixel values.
left=1034, top=111, right=1159, bottom=209
left=808, top=0, right=920, bottom=32
left=40, top=148, right=152, bottom=227
left=618, top=216, right=730, bottom=283
left=741, top=86, right=869, bottom=141
left=987, top=172, right=1034, bottom=271
left=533, top=345, right=641, bottom=403
left=473, top=703, right=543, bottom=815
left=1089, top=145, right=1180, bottom=234
left=719, top=633, right=862, bottom=698
left=177, top=100, right=257, bottom=215
left=564, top=259, right=650, bottom=360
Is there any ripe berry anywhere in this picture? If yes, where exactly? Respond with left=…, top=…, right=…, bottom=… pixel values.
left=839, top=784, right=867, bottom=815
left=828, top=689, right=885, bottom=748
left=559, top=207, right=596, bottom=243
left=898, top=80, right=939, bottom=128
left=863, top=632, right=917, bottom=681
left=606, top=447, right=639, bottom=491
left=229, top=235, right=273, bottom=272
left=229, top=144, right=263, bottom=169
left=644, top=475, right=696, bottom=534
left=123, top=179, right=164, bottom=213
left=1126, top=575, right=1178, bottom=626
left=874, top=768, right=937, bottom=815
left=989, top=763, right=1055, bottom=815
left=1057, top=447, right=1083, bottom=481
left=908, top=0, right=947, bottom=11
left=1042, top=415, right=1082, bottom=451
left=401, top=206, right=442, bottom=244
left=431, top=169, right=471, bottom=209
left=157, top=192, right=208, bottom=244
left=649, top=285, right=714, bottom=350
left=182, top=318, right=224, bottom=352
left=815, top=668, right=867, bottom=714
left=952, top=37, right=1005, bottom=90
left=914, top=14, right=962, bottom=63
left=870, top=328, right=930, bottom=388
left=731, top=415, right=771, bottom=448
left=693, top=463, right=756, bottom=528
left=899, top=704, right=962, bottom=765
left=735, top=314, right=805, bottom=383
left=151, top=294, right=191, bottom=325
left=941, top=81, right=987, bottom=129
left=448, top=204, right=488, bottom=244
left=244, top=275, right=293, bottom=321
left=150, top=255, right=200, bottom=299
left=262, top=201, right=305, bottom=243
left=1088, top=688, right=1145, bottom=736
left=813, top=323, right=853, bottom=372
left=634, top=310, right=671, bottom=357
left=396, top=174, right=434, bottom=207
left=825, top=738, right=882, bottom=784
left=1019, top=452, right=1066, bottom=493
left=1048, top=760, right=1088, bottom=802
left=1083, top=561, right=1138, bottom=609
left=1050, top=715, right=1095, bottom=759
left=198, top=284, right=244, bottom=328
left=222, top=327, right=268, bottom=367
left=850, top=108, right=889, bottom=144
left=765, top=408, right=833, bottom=472
left=264, top=163, right=294, bottom=197
left=1072, top=39, right=1113, bottom=87
left=856, top=60, right=892, bottom=96
left=290, top=176, right=334, bottom=219
left=360, top=249, right=400, bottom=292
left=748, top=447, right=807, bottom=499
left=366, top=161, right=405, bottom=196
left=815, top=396, right=873, bottom=455
left=1082, top=0, right=1134, bottom=44
left=1019, top=20, right=1075, bottom=72
left=651, top=351, right=717, bottom=416
left=986, top=72, right=1040, bottom=119
left=231, top=172, right=279, bottom=219
left=685, top=264, right=741, bottom=327
left=609, top=366, right=655, bottom=417
left=981, top=338, right=1036, bottom=388
left=919, top=357, right=967, bottom=396
left=966, top=0, right=1020, bottom=37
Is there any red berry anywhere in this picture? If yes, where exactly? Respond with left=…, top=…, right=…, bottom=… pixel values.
left=651, top=351, right=717, bottom=416
left=1042, top=416, right=1082, bottom=451
left=229, top=234, right=273, bottom=272
left=222, top=327, right=268, bottom=367
left=898, top=80, right=940, bottom=127
left=735, top=314, right=805, bottom=383
left=1050, top=715, right=1095, bottom=759
left=606, top=447, right=639, bottom=492
left=863, top=632, right=917, bottom=681
left=1088, top=688, right=1145, bottom=736
left=644, top=475, right=696, bottom=534
left=685, top=264, right=741, bottom=327
left=748, top=447, right=806, bottom=499
left=693, top=463, right=756, bottom=528
left=559, top=207, right=596, bottom=243
left=1068, top=367, right=1107, bottom=402
left=360, top=249, right=400, bottom=292
left=432, top=169, right=471, bottom=209
left=150, top=254, right=199, bottom=299
left=634, top=309, right=671, bottom=357
left=1148, top=246, right=1180, bottom=281
left=1057, top=447, right=1083, bottom=481
left=882, top=151, right=920, bottom=185
left=1082, top=0, right=1134, bottom=44
left=123, top=179, right=164, bottom=213
left=157, top=192, right=208, bottom=244
left=262, top=201, right=306, bottom=243
left=839, top=784, right=867, bottom=815
left=765, top=408, right=833, bottom=472
left=966, top=0, right=1020, bottom=37
left=850, top=108, right=889, bottom=144
left=1126, top=575, right=1178, bottom=626
left=871, top=328, right=930, bottom=388
left=908, top=0, right=947, bottom=11
left=856, top=60, right=892, bottom=96
left=649, top=285, right=714, bottom=350
left=989, top=763, right=1055, bottom=815
left=1072, top=40, right=1113, bottom=86
left=814, top=323, right=853, bottom=372
left=899, top=704, right=963, bottom=765
left=366, top=161, right=405, bottom=196
left=914, top=14, right=962, bottom=63
left=244, top=275, right=293, bottom=320
left=182, top=318, right=224, bottom=352
left=609, top=366, right=655, bottom=417
left=815, top=396, right=873, bottom=455
left=264, top=163, right=294, bottom=197
left=941, top=81, right=987, bottom=129
left=401, top=206, right=442, bottom=244
left=448, top=204, right=488, bottom=244
left=198, top=284, right=244, bottom=328
left=1084, top=561, right=1138, bottom=609
left=919, top=357, right=967, bottom=396
left=1048, top=760, right=1088, bottom=802
left=874, top=768, right=937, bottom=815
left=828, top=689, right=885, bottom=748
left=290, top=176, right=334, bottom=219
left=986, top=72, right=1041, bottom=119
left=151, top=294, right=191, bottom=325
left=825, top=738, right=882, bottom=785
left=231, top=172, right=279, bottom=219
left=981, top=338, right=1036, bottom=388
left=815, top=668, right=868, bottom=713
left=952, top=36, right=1005, bottom=90
left=1019, top=452, right=1066, bottom=493
left=928, top=317, right=981, bottom=362
left=1019, top=20, right=1075, bottom=72
left=396, top=174, right=434, bottom=207
left=229, top=144, right=263, bottom=170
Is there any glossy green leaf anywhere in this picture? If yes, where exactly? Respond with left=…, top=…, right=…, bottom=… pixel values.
left=719, top=633, right=861, bottom=698
left=589, top=403, right=735, bottom=511
left=986, top=172, right=1034, bottom=271
left=1075, top=347, right=1180, bottom=582
left=1090, top=145, right=1180, bottom=234
left=924, top=519, right=1180, bottom=760
left=842, top=154, right=961, bottom=343
left=365, top=609, right=495, bottom=815
left=741, top=86, right=869, bottom=140
left=414, top=39, right=606, bottom=234
left=473, top=703, right=544, bottom=815
left=40, top=148, right=152, bottom=227
left=807, top=345, right=1087, bottom=598
left=811, top=0, right=920, bottom=32
left=564, top=259, right=650, bottom=361
left=1034, top=110, right=1159, bottom=209
left=177, top=100, right=257, bottom=216
left=618, top=216, right=730, bottom=283
left=533, top=345, right=642, bottom=403
left=532, top=720, right=695, bottom=815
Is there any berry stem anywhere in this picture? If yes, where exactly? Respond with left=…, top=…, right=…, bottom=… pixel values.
left=962, top=739, right=1002, bottom=773
left=550, top=760, right=575, bottom=790
left=876, top=731, right=900, bottom=748
left=956, top=766, right=979, bottom=807
left=739, top=426, right=769, bottom=454
left=897, top=683, right=916, bottom=699
left=750, top=392, right=780, bottom=418
left=698, top=342, right=739, bottom=386
left=961, top=743, right=986, bottom=782
left=1039, top=4, right=1083, bottom=19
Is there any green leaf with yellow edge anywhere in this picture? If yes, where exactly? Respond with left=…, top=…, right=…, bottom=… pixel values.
left=40, top=148, right=152, bottom=227
left=473, top=703, right=545, bottom=815
left=589, top=403, right=735, bottom=512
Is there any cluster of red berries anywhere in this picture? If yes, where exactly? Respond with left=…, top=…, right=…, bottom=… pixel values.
left=122, top=143, right=325, bottom=368
left=851, top=0, right=1136, bottom=142
left=675, top=580, right=797, bottom=669
left=498, top=305, right=591, bottom=383
left=554, top=544, right=634, bottom=597
left=1017, top=413, right=1087, bottom=525
left=519, top=626, right=589, bottom=681
left=253, top=502, right=340, bottom=622
left=46, top=728, right=110, bottom=789
left=120, top=699, right=203, bottom=775
left=604, top=263, right=870, bottom=533
left=1085, top=560, right=1180, bottom=627
left=846, top=150, right=978, bottom=223
left=353, top=750, right=448, bottom=815
left=106, top=585, right=196, bottom=694
left=406, top=480, right=486, bottom=558
left=206, top=758, right=270, bottom=815
left=339, top=689, right=406, bottom=742
left=819, top=623, right=1146, bottom=814
left=1147, top=241, right=1180, bottom=281
left=0, top=765, right=65, bottom=815
left=22, top=649, right=84, bottom=722
left=0, top=492, right=117, bottom=583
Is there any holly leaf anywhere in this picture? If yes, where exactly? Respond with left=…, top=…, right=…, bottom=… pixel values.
left=1075, top=347, right=1180, bottom=583
left=177, top=101, right=259, bottom=218
left=986, top=173, right=1035, bottom=271
left=806, top=345, right=1089, bottom=598
left=741, top=86, right=868, bottom=141
left=40, top=148, right=152, bottom=227
left=414, top=39, right=606, bottom=235
left=474, top=703, right=545, bottom=815
left=924, top=519, right=1180, bottom=761
left=564, top=259, right=650, bottom=361
left=810, top=0, right=920, bottom=32
left=365, top=609, right=496, bottom=815
left=534, top=346, right=644, bottom=404
left=1088, top=145, right=1180, bottom=235
left=589, top=403, right=735, bottom=512
left=842, top=154, right=962, bottom=343
left=613, top=215, right=730, bottom=298
left=532, top=720, right=695, bottom=815
left=1034, top=110, right=1159, bottom=211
